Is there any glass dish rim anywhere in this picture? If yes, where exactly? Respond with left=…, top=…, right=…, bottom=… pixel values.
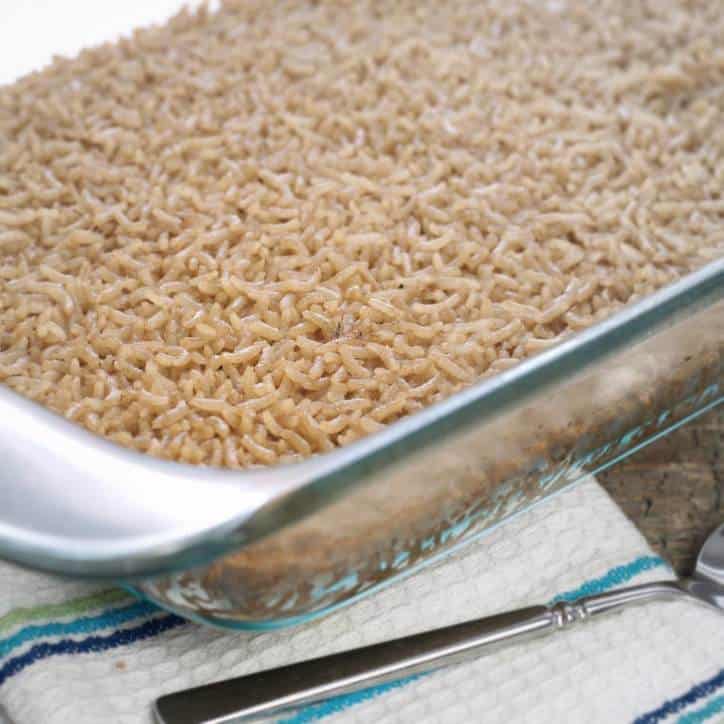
left=0, top=257, right=721, bottom=579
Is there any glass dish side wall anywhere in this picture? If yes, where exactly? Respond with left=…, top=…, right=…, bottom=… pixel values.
left=135, top=295, right=723, bottom=629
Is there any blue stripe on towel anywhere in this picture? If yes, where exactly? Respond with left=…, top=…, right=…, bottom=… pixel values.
left=0, top=614, right=184, bottom=687
left=634, top=669, right=724, bottom=724
left=0, top=601, right=157, bottom=659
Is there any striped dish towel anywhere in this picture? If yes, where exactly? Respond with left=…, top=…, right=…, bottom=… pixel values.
left=1, top=476, right=723, bottom=724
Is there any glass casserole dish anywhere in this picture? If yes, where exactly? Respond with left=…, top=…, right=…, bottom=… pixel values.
left=0, top=257, right=721, bottom=629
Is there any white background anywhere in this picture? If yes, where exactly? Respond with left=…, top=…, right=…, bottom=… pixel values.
left=0, top=0, right=200, bottom=86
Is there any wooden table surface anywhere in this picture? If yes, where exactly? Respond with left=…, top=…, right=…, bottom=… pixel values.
left=598, top=405, right=723, bottom=575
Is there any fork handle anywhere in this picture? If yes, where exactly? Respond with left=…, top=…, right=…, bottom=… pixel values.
left=154, top=581, right=685, bottom=724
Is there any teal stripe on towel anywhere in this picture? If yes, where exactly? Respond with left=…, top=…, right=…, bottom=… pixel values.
left=0, top=601, right=157, bottom=660
left=551, top=555, right=667, bottom=603
left=676, top=694, right=724, bottom=724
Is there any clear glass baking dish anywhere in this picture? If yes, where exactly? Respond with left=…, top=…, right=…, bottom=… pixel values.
left=0, top=257, right=721, bottom=629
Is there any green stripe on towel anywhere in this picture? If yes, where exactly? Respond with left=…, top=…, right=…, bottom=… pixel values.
left=0, top=589, right=130, bottom=635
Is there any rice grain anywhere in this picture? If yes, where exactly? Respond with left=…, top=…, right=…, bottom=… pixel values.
left=1, top=0, right=722, bottom=469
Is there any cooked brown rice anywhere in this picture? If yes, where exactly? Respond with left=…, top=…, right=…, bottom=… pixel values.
left=1, top=0, right=722, bottom=468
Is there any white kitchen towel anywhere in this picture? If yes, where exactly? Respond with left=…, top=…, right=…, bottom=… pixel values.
left=1, top=476, right=723, bottom=724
